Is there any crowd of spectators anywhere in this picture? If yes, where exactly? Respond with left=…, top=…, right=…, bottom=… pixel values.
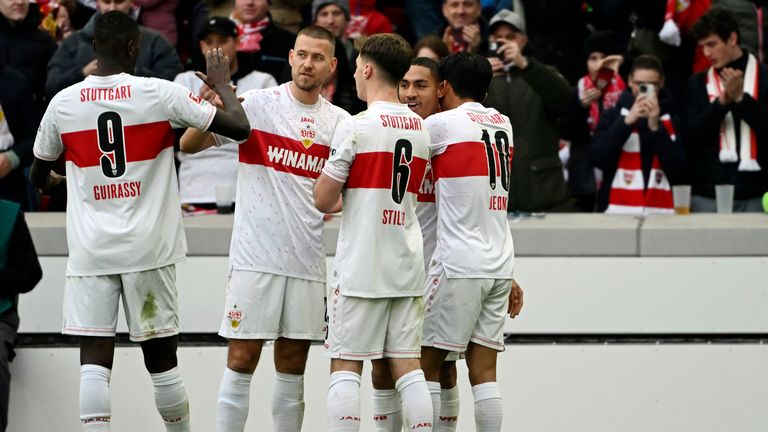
left=1, top=0, right=767, bottom=214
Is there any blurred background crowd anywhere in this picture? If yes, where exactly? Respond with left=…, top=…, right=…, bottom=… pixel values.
left=1, top=0, right=766, bottom=214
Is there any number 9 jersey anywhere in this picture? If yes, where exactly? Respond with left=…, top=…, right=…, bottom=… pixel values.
left=323, top=102, right=430, bottom=298
left=425, top=102, right=515, bottom=279
left=33, top=74, right=217, bottom=276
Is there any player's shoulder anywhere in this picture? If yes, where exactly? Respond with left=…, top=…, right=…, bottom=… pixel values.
left=320, top=98, right=352, bottom=121
left=240, top=84, right=282, bottom=103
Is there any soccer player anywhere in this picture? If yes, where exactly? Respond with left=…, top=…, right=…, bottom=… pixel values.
left=29, top=11, right=249, bottom=432
left=180, top=25, right=349, bottom=432
left=368, top=57, right=452, bottom=432
left=314, top=34, right=434, bottom=432
left=420, top=52, right=523, bottom=432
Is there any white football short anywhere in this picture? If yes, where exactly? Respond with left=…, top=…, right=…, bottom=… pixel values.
left=325, top=287, right=424, bottom=361
left=63, top=265, right=179, bottom=342
left=422, top=271, right=512, bottom=352
left=219, top=270, right=326, bottom=340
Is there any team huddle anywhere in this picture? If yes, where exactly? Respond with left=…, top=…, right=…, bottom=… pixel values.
left=29, top=10, right=523, bottom=432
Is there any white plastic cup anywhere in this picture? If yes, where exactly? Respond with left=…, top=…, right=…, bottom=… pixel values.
left=715, top=184, right=734, bottom=214
left=214, top=184, right=235, bottom=214
left=672, top=185, right=691, bottom=215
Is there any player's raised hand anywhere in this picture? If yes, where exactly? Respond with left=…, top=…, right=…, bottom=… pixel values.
left=196, top=48, right=231, bottom=92
left=508, top=279, right=524, bottom=318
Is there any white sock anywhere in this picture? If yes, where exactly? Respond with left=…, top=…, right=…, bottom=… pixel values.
left=217, top=367, right=253, bottom=432
left=150, top=367, right=191, bottom=432
left=472, top=382, right=503, bottom=432
left=436, top=385, right=459, bottom=431
left=395, top=370, right=433, bottom=431
left=327, top=371, right=362, bottom=431
left=372, top=388, right=402, bottom=432
left=271, top=372, right=305, bottom=432
left=426, top=381, right=441, bottom=429
left=80, top=364, right=111, bottom=432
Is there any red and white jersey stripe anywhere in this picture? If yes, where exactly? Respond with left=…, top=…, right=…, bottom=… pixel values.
left=33, top=73, right=216, bottom=276
left=323, top=102, right=430, bottom=297
left=425, top=102, right=515, bottom=279
left=215, top=84, right=349, bottom=281
left=416, top=163, right=437, bottom=272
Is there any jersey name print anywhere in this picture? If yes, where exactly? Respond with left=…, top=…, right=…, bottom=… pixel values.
left=323, top=101, right=431, bottom=298
left=425, top=102, right=515, bottom=279
left=34, top=73, right=216, bottom=276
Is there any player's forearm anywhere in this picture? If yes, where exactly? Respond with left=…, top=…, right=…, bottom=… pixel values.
left=179, top=128, right=216, bottom=154
left=313, top=174, right=344, bottom=213
left=29, top=158, right=54, bottom=190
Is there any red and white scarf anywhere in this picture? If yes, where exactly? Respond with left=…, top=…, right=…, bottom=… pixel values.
left=578, top=74, right=626, bottom=134
left=706, top=53, right=762, bottom=172
left=231, top=16, right=269, bottom=53
left=605, top=111, right=675, bottom=215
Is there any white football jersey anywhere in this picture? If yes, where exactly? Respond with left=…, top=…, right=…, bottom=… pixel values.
left=174, top=70, right=277, bottom=204
left=425, top=102, right=515, bottom=279
left=33, top=73, right=216, bottom=276
left=416, top=164, right=436, bottom=272
left=324, top=102, right=430, bottom=298
left=215, top=83, right=349, bottom=281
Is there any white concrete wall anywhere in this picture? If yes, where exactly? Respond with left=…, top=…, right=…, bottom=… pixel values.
left=10, top=344, right=768, bottom=431
left=8, top=255, right=768, bottom=431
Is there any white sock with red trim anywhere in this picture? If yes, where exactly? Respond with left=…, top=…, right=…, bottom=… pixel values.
left=150, top=367, right=190, bottom=432
left=217, top=367, right=253, bottom=432
left=396, top=370, right=433, bottom=431
left=436, top=385, right=459, bottom=431
left=80, top=364, right=111, bottom=432
left=372, top=388, right=402, bottom=431
left=327, top=371, right=362, bottom=431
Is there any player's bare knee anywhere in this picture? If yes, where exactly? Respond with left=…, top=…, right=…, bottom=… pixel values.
left=440, top=361, right=458, bottom=388
left=140, top=336, right=178, bottom=374
left=370, top=360, right=395, bottom=389
left=274, top=338, right=310, bottom=374
left=227, top=340, right=262, bottom=373
left=80, top=336, right=116, bottom=369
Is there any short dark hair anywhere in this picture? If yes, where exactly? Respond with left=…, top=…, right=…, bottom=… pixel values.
left=691, top=7, right=741, bottom=45
left=413, top=35, right=450, bottom=60
left=630, top=54, right=665, bottom=79
left=410, top=57, right=441, bottom=82
left=439, top=52, right=492, bottom=102
left=358, top=33, right=414, bottom=87
left=297, top=25, right=336, bottom=51
left=94, top=10, right=140, bottom=53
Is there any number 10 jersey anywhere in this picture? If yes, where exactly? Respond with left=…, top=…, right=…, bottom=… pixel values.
left=33, top=73, right=216, bottom=276
left=425, top=102, right=515, bottom=279
left=323, top=102, right=430, bottom=298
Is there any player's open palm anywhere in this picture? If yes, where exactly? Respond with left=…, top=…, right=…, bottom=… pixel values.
left=196, top=48, right=231, bottom=92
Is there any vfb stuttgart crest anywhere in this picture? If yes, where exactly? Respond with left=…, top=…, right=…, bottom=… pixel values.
left=623, top=171, right=635, bottom=185
left=300, top=117, right=316, bottom=149
left=227, top=309, right=243, bottom=330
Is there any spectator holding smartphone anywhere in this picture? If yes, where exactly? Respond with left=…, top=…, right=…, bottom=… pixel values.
left=592, top=55, right=686, bottom=214
left=560, top=31, right=626, bottom=211
left=484, top=9, right=573, bottom=213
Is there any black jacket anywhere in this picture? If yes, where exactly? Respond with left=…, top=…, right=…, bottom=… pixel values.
left=560, top=87, right=599, bottom=198
left=46, top=12, right=183, bottom=99
left=0, top=201, right=41, bottom=302
left=592, top=89, right=687, bottom=212
left=0, top=65, right=38, bottom=210
left=0, top=6, right=57, bottom=105
left=484, top=57, right=573, bottom=212
left=238, top=16, right=296, bottom=84
left=684, top=53, right=768, bottom=200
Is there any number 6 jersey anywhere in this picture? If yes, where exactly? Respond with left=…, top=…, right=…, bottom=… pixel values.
left=33, top=73, right=217, bottom=276
left=323, top=102, right=430, bottom=298
left=425, top=102, right=515, bottom=279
